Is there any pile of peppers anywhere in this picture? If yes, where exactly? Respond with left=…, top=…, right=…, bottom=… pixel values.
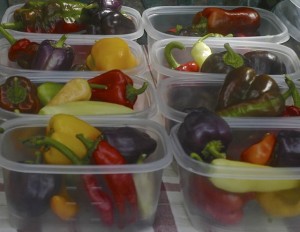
left=16, top=114, right=157, bottom=227
left=177, top=107, right=300, bottom=224
left=1, top=0, right=136, bottom=35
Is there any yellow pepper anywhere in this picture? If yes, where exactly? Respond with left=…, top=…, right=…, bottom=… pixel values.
left=86, top=37, right=138, bottom=71
left=257, top=188, right=300, bottom=217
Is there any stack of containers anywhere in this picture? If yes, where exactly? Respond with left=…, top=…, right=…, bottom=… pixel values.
left=145, top=3, right=300, bottom=232
left=0, top=2, right=172, bottom=232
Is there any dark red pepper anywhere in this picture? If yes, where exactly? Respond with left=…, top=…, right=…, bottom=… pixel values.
left=88, top=70, right=148, bottom=109
left=283, top=105, right=300, bottom=116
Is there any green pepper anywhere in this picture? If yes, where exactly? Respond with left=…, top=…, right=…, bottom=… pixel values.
left=216, top=66, right=291, bottom=117
left=37, top=82, right=64, bottom=106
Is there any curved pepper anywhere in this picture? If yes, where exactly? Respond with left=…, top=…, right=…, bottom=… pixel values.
left=86, top=37, right=137, bottom=71
left=37, top=82, right=64, bottom=106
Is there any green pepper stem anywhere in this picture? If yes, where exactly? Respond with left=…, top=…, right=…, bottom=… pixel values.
left=136, top=154, right=147, bottom=164
left=54, top=34, right=68, bottom=48
left=1, top=22, right=24, bottom=31
left=164, top=41, right=185, bottom=69
left=201, top=140, right=226, bottom=159
left=222, top=43, right=244, bottom=68
left=285, top=75, right=300, bottom=107
left=190, top=152, right=204, bottom=162
left=126, top=82, right=148, bottom=103
left=22, top=136, right=82, bottom=165
left=76, top=134, right=101, bottom=162
left=0, top=25, right=17, bottom=45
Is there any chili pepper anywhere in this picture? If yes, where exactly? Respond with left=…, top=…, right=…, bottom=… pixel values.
left=37, top=82, right=64, bottom=106
left=209, top=158, right=300, bottom=193
left=164, top=41, right=199, bottom=72
left=192, top=7, right=261, bottom=36
left=86, top=37, right=137, bottom=71
left=102, top=126, right=157, bottom=164
left=0, top=75, right=41, bottom=114
left=216, top=67, right=291, bottom=117
left=87, top=70, right=148, bottom=109
left=77, top=135, right=138, bottom=228
left=190, top=33, right=214, bottom=67
left=257, top=188, right=300, bottom=217
left=0, top=26, right=39, bottom=69
left=38, top=101, right=134, bottom=115
left=240, top=133, right=276, bottom=165
left=244, top=50, right=287, bottom=75
left=201, top=43, right=250, bottom=74
left=31, top=34, right=74, bottom=71
left=177, top=107, right=232, bottom=163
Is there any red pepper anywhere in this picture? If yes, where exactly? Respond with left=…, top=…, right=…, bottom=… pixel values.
left=283, top=105, right=300, bottom=116
left=88, top=70, right=148, bottom=109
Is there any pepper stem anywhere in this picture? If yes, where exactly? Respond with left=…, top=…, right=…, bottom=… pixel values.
left=126, top=82, right=148, bottom=103
left=1, top=22, right=24, bottom=31
left=222, top=43, right=244, bottom=68
left=76, top=134, right=101, bottom=162
left=0, top=25, right=17, bottom=45
left=22, top=136, right=82, bottom=165
left=54, top=34, right=68, bottom=48
left=190, top=152, right=204, bottom=162
left=285, top=75, right=300, bottom=107
left=201, top=140, right=226, bottom=160
left=164, top=41, right=185, bottom=69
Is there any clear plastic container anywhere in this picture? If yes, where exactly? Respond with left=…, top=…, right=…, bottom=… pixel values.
left=1, top=4, right=144, bottom=41
left=150, top=38, right=300, bottom=83
left=170, top=118, right=300, bottom=232
left=0, top=116, right=172, bottom=232
left=0, top=36, right=147, bottom=77
left=142, top=5, right=289, bottom=50
left=0, top=73, right=157, bottom=121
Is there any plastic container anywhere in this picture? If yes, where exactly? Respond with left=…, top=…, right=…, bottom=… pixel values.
left=0, top=73, right=157, bottom=121
left=1, top=4, right=144, bottom=41
left=0, top=116, right=172, bottom=232
left=170, top=118, right=300, bottom=232
left=150, top=38, right=300, bottom=83
left=156, top=75, right=295, bottom=132
left=142, top=5, right=289, bottom=50
left=0, top=36, right=147, bottom=77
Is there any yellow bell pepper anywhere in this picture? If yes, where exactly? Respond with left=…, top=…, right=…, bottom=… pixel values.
left=86, top=37, right=138, bottom=71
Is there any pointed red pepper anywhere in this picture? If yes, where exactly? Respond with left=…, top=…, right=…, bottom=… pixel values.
left=88, top=70, right=148, bottom=109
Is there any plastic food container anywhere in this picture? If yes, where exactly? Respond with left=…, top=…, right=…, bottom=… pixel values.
left=142, top=5, right=289, bottom=50
left=0, top=116, right=172, bottom=232
left=1, top=4, right=144, bottom=41
left=150, top=38, right=300, bottom=83
left=0, top=74, right=157, bottom=121
left=157, top=75, right=295, bottom=132
left=170, top=118, right=300, bottom=232
left=0, top=36, right=147, bottom=77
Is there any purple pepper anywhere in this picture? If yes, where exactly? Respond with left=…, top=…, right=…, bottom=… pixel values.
left=31, top=34, right=74, bottom=71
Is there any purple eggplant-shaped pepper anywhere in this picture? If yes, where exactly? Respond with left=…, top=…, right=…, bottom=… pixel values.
left=31, top=34, right=74, bottom=71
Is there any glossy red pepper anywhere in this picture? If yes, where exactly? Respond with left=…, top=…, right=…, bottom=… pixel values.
left=283, top=105, right=300, bottom=116
left=88, top=70, right=148, bottom=109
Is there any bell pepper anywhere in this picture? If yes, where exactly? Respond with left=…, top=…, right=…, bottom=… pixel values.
left=201, top=43, right=250, bottom=74
left=164, top=41, right=199, bottom=72
left=30, top=34, right=74, bottom=71
left=216, top=66, right=291, bottom=117
left=0, top=75, right=41, bottom=114
left=209, top=158, right=300, bottom=193
left=240, top=133, right=276, bottom=165
left=192, top=7, right=261, bottom=36
left=102, top=126, right=157, bottom=164
left=177, top=107, right=232, bottom=163
left=86, top=37, right=137, bottom=71
left=37, top=82, right=64, bottom=106
left=257, top=188, right=300, bottom=217
left=87, top=70, right=148, bottom=109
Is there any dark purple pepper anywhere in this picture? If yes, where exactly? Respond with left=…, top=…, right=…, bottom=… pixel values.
left=103, top=126, right=157, bottom=164
left=177, top=107, right=232, bottom=163
left=99, top=0, right=123, bottom=11
left=30, top=34, right=74, bottom=70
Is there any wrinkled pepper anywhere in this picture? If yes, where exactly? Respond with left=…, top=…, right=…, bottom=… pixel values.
left=216, top=67, right=291, bottom=117
left=30, top=35, right=74, bottom=71
left=0, top=75, right=41, bottom=114
left=86, top=37, right=137, bottom=71
left=192, top=7, right=261, bottom=36
left=177, top=107, right=232, bottom=163
left=88, top=70, right=148, bottom=109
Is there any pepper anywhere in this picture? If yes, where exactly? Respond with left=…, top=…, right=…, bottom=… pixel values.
left=164, top=41, right=199, bottom=72
left=283, top=106, right=300, bottom=116
left=192, top=7, right=261, bottom=36
left=37, top=82, right=64, bottom=106
left=86, top=37, right=137, bottom=71
left=201, top=43, right=250, bottom=73
left=102, top=126, right=157, bottom=164
left=216, top=67, right=290, bottom=117
left=30, top=34, right=74, bottom=71
left=88, top=70, right=148, bottom=109
left=283, top=75, right=300, bottom=116
left=240, top=133, right=276, bottom=165
left=0, top=75, right=41, bottom=114
left=177, top=107, right=232, bottom=163
left=0, top=26, right=39, bottom=69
